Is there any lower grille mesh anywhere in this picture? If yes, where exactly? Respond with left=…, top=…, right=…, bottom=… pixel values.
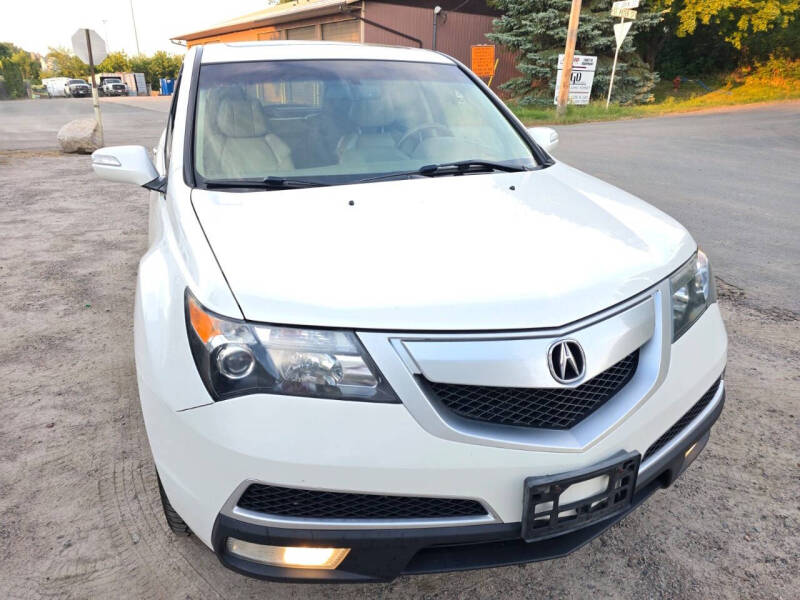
left=425, top=351, right=639, bottom=430
left=643, top=378, right=722, bottom=461
left=237, top=484, right=487, bottom=520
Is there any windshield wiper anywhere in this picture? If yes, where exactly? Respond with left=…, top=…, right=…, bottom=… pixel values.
left=203, top=176, right=330, bottom=190
left=355, top=160, right=528, bottom=184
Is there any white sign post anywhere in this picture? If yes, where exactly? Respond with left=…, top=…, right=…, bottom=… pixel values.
left=606, top=1, right=638, bottom=109
left=71, top=28, right=107, bottom=146
left=553, top=54, right=597, bottom=106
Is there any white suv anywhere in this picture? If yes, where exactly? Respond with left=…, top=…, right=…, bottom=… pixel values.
left=91, top=42, right=727, bottom=583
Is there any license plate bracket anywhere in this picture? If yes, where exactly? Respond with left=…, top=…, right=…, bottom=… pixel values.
left=521, top=451, right=640, bottom=542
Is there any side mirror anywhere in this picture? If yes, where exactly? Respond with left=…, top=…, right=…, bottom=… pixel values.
left=527, top=127, right=559, bottom=153
left=91, top=145, right=159, bottom=187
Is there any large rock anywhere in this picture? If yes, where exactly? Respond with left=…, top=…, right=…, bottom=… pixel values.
left=57, top=118, right=101, bottom=154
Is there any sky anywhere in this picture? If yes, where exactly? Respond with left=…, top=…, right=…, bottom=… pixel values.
left=1, top=0, right=275, bottom=57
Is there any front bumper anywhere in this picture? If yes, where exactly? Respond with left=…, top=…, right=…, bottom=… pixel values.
left=135, top=256, right=727, bottom=582
left=210, top=387, right=722, bottom=582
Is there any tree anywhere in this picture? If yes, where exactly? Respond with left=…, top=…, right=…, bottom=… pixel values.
left=645, top=1, right=800, bottom=74
left=129, top=54, right=152, bottom=86
left=675, top=0, right=800, bottom=50
left=0, top=41, right=23, bottom=59
left=0, top=58, right=25, bottom=97
left=145, top=51, right=183, bottom=89
left=488, top=0, right=662, bottom=105
left=44, top=47, right=88, bottom=78
left=97, top=51, right=131, bottom=73
left=11, top=50, right=41, bottom=82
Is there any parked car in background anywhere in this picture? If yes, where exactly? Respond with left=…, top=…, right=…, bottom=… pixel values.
left=99, top=76, right=128, bottom=96
left=90, top=41, right=727, bottom=583
left=42, top=77, right=71, bottom=97
left=65, top=78, right=91, bottom=98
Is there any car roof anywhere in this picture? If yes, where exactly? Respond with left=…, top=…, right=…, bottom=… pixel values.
left=200, top=41, right=455, bottom=65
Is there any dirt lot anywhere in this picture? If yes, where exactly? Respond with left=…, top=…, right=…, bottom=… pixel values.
left=0, top=100, right=798, bottom=599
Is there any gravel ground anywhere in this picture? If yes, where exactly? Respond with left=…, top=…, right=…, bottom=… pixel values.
left=0, top=101, right=798, bottom=599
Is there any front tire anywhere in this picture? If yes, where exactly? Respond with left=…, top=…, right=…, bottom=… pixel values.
left=157, top=473, right=191, bottom=536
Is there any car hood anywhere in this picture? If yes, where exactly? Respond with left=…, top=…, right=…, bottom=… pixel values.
left=192, top=162, right=694, bottom=330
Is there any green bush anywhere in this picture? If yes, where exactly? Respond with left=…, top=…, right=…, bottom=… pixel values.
left=0, top=58, right=24, bottom=98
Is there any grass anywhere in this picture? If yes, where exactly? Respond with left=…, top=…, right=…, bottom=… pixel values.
left=509, top=58, right=800, bottom=125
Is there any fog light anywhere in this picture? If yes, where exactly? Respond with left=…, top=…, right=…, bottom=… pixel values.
left=226, top=538, right=350, bottom=570
left=680, top=431, right=710, bottom=475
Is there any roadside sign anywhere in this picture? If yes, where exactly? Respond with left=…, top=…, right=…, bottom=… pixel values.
left=607, top=5, right=635, bottom=108
left=471, top=45, right=496, bottom=78
left=557, top=54, right=597, bottom=71
left=610, top=6, right=637, bottom=19
left=71, top=28, right=107, bottom=65
left=614, top=21, right=633, bottom=49
left=70, top=28, right=105, bottom=146
left=554, top=54, right=597, bottom=105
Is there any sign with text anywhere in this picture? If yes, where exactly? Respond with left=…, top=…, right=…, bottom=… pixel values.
left=471, top=45, right=496, bottom=77
left=554, top=54, right=597, bottom=105
left=610, top=6, right=637, bottom=19
left=612, top=0, right=639, bottom=9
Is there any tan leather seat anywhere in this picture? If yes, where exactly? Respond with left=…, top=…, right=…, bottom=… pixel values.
left=215, top=98, right=293, bottom=178
left=338, top=86, right=408, bottom=164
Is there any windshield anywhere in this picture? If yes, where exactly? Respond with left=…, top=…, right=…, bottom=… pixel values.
left=193, top=59, right=537, bottom=185
left=68, top=79, right=86, bottom=85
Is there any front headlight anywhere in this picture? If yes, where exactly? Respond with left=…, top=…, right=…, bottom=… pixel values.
left=185, top=291, right=398, bottom=403
left=670, top=249, right=716, bottom=341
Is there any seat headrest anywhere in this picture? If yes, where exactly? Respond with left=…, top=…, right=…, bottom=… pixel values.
left=349, top=84, right=395, bottom=128
left=217, top=98, right=268, bottom=138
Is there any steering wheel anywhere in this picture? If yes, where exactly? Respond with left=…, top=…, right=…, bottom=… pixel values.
left=397, top=123, right=453, bottom=154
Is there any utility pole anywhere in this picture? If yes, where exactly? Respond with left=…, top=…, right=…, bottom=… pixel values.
left=129, top=0, right=141, bottom=55
left=84, top=29, right=104, bottom=147
left=556, top=0, right=582, bottom=118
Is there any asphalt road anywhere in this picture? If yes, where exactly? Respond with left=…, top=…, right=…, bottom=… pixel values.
left=0, top=96, right=169, bottom=151
left=1, top=98, right=798, bottom=599
left=554, top=103, right=800, bottom=316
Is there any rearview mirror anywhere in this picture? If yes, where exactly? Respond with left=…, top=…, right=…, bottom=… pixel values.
left=91, top=145, right=158, bottom=187
left=527, top=127, right=559, bottom=153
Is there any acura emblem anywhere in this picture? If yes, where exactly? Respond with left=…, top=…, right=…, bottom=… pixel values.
left=548, top=340, right=585, bottom=383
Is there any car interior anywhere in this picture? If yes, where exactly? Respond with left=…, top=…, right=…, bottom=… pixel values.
left=194, top=62, right=524, bottom=181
